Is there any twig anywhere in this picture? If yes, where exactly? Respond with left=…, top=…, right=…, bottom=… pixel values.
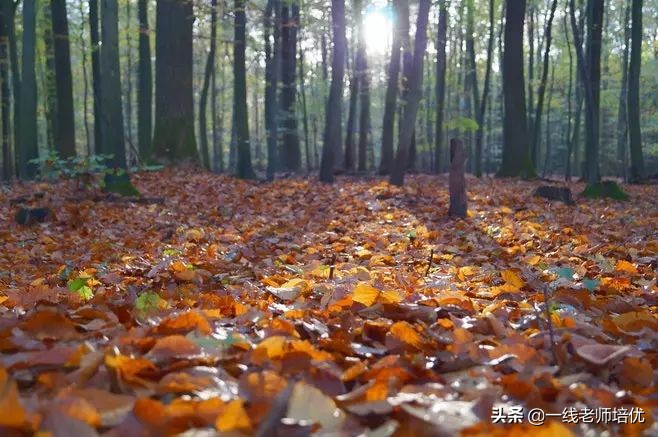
left=424, top=248, right=434, bottom=277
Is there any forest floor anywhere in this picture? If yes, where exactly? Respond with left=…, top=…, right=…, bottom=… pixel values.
left=0, top=169, right=657, bottom=436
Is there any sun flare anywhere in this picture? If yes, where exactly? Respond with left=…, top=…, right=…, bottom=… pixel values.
left=363, top=8, right=392, bottom=56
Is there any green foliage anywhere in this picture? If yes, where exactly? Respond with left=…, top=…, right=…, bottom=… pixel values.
left=444, top=116, right=479, bottom=133
left=582, top=181, right=630, bottom=200
left=102, top=171, right=141, bottom=196
left=135, top=291, right=167, bottom=315
left=30, top=153, right=118, bottom=192
left=68, top=277, right=94, bottom=300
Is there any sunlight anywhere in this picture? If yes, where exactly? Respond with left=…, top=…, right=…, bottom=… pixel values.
left=363, top=8, right=392, bottom=56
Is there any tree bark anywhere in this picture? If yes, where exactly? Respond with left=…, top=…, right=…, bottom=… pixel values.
left=51, top=0, right=76, bottom=158
left=530, top=0, right=558, bottom=168
left=355, top=0, right=370, bottom=173
left=90, top=0, right=102, bottom=154
left=153, top=0, right=197, bottom=162
left=449, top=139, right=467, bottom=218
left=627, top=0, right=645, bottom=182
left=18, top=0, right=38, bottom=179
left=319, top=0, right=346, bottom=183
left=264, top=0, right=281, bottom=179
left=279, top=1, right=301, bottom=171
left=344, top=50, right=358, bottom=172
left=198, top=0, right=218, bottom=170
left=389, top=0, right=431, bottom=186
left=497, top=0, right=534, bottom=178
left=99, top=0, right=126, bottom=169
left=473, top=0, right=494, bottom=177
left=615, top=3, right=630, bottom=180
left=0, top=5, right=10, bottom=180
left=137, top=0, right=152, bottom=162
left=433, top=0, right=447, bottom=174
left=233, top=0, right=255, bottom=178
left=43, top=3, right=57, bottom=152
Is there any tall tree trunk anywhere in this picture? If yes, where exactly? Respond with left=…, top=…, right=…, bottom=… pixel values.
left=530, top=0, right=558, bottom=166
left=137, top=0, right=152, bottom=162
left=124, top=0, right=133, bottom=153
left=298, top=31, right=311, bottom=171
left=233, top=0, right=255, bottom=178
left=43, top=3, right=57, bottom=152
left=319, top=0, right=346, bottom=183
left=433, top=0, right=447, bottom=174
left=465, top=0, right=478, bottom=174
left=473, top=0, right=494, bottom=177
left=575, top=0, right=603, bottom=184
left=18, top=0, right=38, bottom=179
left=77, top=0, right=91, bottom=155
left=355, top=0, right=370, bottom=173
left=0, top=5, right=10, bottom=180
left=198, top=0, right=218, bottom=170
left=100, top=0, right=126, bottom=169
left=379, top=0, right=403, bottom=175
left=279, top=1, right=301, bottom=171
left=616, top=3, right=630, bottom=180
left=627, top=0, right=645, bottom=182
left=563, top=14, right=574, bottom=180
left=90, top=0, right=102, bottom=154
left=344, top=50, right=358, bottom=172
left=542, top=62, right=555, bottom=176
left=153, top=0, right=197, bottom=162
left=51, top=0, right=76, bottom=158
left=389, top=0, right=431, bottom=186
left=526, top=4, right=535, bottom=148
left=498, top=0, right=534, bottom=178
left=264, top=0, right=281, bottom=179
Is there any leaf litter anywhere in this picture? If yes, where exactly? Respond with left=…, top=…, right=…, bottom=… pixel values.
left=0, top=170, right=657, bottom=435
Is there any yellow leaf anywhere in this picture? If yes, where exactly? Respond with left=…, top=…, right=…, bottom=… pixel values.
left=173, top=269, right=196, bottom=282
left=457, top=266, right=478, bottom=281
left=501, top=269, right=525, bottom=288
left=390, top=321, right=424, bottom=349
left=615, top=260, right=637, bottom=274
left=0, top=368, right=26, bottom=428
left=379, top=289, right=403, bottom=304
left=525, top=255, right=541, bottom=265
left=215, top=399, right=251, bottom=432
left=352, top=282, right=380, bottom=307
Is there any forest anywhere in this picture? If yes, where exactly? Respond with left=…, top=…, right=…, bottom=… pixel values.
left=0, top=0, right=657, bottom=435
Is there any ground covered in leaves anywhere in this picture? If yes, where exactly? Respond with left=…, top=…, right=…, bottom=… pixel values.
left=1, top=170, right=657, bottom=436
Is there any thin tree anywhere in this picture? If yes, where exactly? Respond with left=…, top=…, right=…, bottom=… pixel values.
left=627, top=0, right=645, bottom=182
left=77, top=0, right=91, bottom=154
left=233, top=0, right=255, bottom=178
left=319, top=0, right=346, bottom=183
left=471, top=0, right=495, bottom=177
left=355, top=0, right=370, bottom=172
left=0, top=5, right=10, bottom=180
left=433, top=0, right=447, bottom=174
left=199, top=0, right=218, bottom=170
left=18, top=0, right=38, bottom=179
left=90, top=0, right=102, bottom=153
left=264, top=0, right=281, bottom=179
left=99, top=0, right=126, bottom=170
left=379, top=0, right=403, bottom=175
left=51, top=0, right=76, bottom=158
left=344, top=44, right=358, bottom=172
left=279, top=0, right=301, bottom=171
left=153, top=0, right=197, bottom=162
left=530, top=0, right=558, bottom=167
left=616, top=3, right=630, bottom=180
left=389, top=0, right=431, bottom=186
left=497, top=0, right=534, bottom=178
left=137, top=0, right=152, bottom=162
left=43, top=3, right=57, bottom=151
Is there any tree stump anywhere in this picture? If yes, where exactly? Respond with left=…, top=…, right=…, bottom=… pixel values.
left=449, top=138, right=467, bottom=218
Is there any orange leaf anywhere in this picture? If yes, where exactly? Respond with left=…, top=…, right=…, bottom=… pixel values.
left=615, top=259, right=637, bottom=274
left=0, top=368, right=26, bottom=428
left=215, top=399, right=251, bottom=432
left=352, top=282, right=380, bottom=307
left=501, top=269, right=525, bottom=288
left=389, top=321, right=424, bottom=349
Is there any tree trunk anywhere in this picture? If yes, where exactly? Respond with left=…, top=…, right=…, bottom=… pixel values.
left=43, top=3, right=57, bottom=152
left=542, top=62, right=555, bottom=176
left=99, top=0, right=126, bottom=169
left=449, top=139, right=467, bottom=218
left=198, top=0, right=218, bottom=170
left=319, top=0, right=346, bottom=183
left=264, top=0, right=281, bottom=179
left=473, top=0, right=494, bottom=177
left=355, top=0, right=370, bottom=173
left=433, top=0, right=447, bottom=174
left=18, top=0, right=38, bottom=179
left=379, top=0, right=403, bottom=175
left=0, top=5, right=10, bottom=180
left=563, top=15, right=574, bottom=181
left=530, top=0, right=558, bottom=167
left=527, top=4, right=535, bottom=152
left=153, top=0, right=197, bottom=162
left=298, top=31, right=311, bottom=171
left=137, top=0, right=152, bottom=162
left=233, top=0, right=255, bottom=178
left=51, top=0, right=76, bottom=158
left=90, top=0, right=102, bottom=154
left=615, top=4, right=630, bottom=180
left=627, top=0, right=645, bottom=182
left=124, top=0, right=133, bottom=153
left=344, top=52, right=358, bottom=172
left=279, top=1, right=301, bottom=172
left=77, top=0, right=91, bottom=155
left=389, top=0, right=431, bottom=186
left=497, top=0, right=534, bottom=178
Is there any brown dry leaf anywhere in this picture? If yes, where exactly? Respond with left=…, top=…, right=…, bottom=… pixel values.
left=286, top=381, right=346, bottom=431
left=501, top=269, right=525, bottom=288
left=0, top=367, right=27, bottom=428
left=389, top=321, right=424, bottom=350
